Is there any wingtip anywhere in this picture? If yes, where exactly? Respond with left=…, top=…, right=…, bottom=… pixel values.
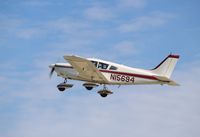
left=63, top=55, right=80, bottom=58
left=63, top=55, right=75, bottom=60
left=63, top=55, right=87, bottom=62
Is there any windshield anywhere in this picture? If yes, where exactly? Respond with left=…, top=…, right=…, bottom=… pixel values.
left=98, top=62, right=109, bottom=69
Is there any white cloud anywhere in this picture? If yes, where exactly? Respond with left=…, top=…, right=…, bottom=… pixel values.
left=114, top=41, right=138, bottom=55
left=21, top=0, right=55, bottom=7
left=119, top=0, right=146, bottom=8
left=0, top=16, right=45, bottom=39
left=0, top=18, right=23, bottom=31
left=0, top=17, right=24, bottom=39
left=84, top=6, right=114, bottom=20
left=118, top=12, right=175, bottom=33
left=0, top=16, right=93, bottom=40
left=47, top=18, right=89, bottom=33
left=45, top=17, right=109, bottom=41
left=17, top=28, right=43, bottom=39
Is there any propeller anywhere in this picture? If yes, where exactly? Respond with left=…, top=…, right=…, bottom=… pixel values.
left=49, top=64, right=55, bottom=78
left=49, top=57, right=62, bottom=78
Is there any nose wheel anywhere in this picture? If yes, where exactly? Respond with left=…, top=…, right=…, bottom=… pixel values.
left=57, top=79, right=73, bottom=92
left=97, top=85, right=113, bottom=97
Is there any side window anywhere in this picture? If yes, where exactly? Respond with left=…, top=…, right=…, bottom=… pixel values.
left=98, top=62, right=108, bottom=69
left=91, top=61, right=98, bottom=67
left=109, top=65, right=118, bottom=70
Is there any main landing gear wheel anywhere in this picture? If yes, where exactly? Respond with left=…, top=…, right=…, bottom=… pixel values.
left=57, top=79, right=73, bottom=92
left=86, top=87, right=93, bottom=90
left=97, top=85, right=113, bottom=98
left=83, top=83, right=99, bottom=90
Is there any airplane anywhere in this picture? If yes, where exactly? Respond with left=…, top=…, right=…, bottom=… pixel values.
left=49, top=54, right=180, bottom=97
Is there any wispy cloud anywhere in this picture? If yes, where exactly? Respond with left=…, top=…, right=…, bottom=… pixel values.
left=16, top=28, right=44, bottom=39
left=0, top=16, right=45, bottom=40
left=0, top=18, right=23, bottom=30
left=84, top=6, right=114, bottom=21
left=118, top=0, right=146, bottom=8
left=1, top=16, right=90, bottom=40
left=114, top=41, right=138, bottom=55
left=21, top=0, right=55, bottom=7
left=118, top=12, right=175, bottom=32
left=46, top=18, right=90, bottom=34
left=0, top=16, right=24, bottom=40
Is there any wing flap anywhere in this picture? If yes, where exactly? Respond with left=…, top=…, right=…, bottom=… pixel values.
left=63, top=55, right=108, bottom=83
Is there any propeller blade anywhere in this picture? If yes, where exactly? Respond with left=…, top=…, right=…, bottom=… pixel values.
left=49, top=67, right=55, bottom=78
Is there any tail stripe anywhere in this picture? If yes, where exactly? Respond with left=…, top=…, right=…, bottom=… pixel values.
left=152, top=55, right=179, bottom=70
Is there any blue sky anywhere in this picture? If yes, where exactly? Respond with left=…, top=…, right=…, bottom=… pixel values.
left=1, top=0, right=200, bottom=137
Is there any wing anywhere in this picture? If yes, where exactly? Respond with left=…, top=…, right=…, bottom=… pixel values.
left=63, top=55, right=108, bottom=83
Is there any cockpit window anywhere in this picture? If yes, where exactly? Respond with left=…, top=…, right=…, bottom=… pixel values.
left=98, top=62, right=109, bottom=69
left=91, top=61, right=97, bottom=67
left=109, top=65, right=118, bottom=70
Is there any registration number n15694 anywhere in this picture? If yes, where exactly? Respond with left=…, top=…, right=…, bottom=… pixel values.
left=110, top=74, right=134, bottom=83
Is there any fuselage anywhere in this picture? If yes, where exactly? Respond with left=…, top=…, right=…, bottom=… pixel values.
left=50, top=58, right=164, bottom=85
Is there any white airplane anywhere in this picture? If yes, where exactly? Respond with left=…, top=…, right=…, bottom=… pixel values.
left=49, top=54, right=180, bottom=97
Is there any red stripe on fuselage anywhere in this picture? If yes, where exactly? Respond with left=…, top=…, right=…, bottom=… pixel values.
left=99, top=70, right=158, bottom=80
left=55, top=65, right=159, bottom=81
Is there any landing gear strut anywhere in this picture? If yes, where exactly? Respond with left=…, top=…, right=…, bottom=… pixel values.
left=57, top=78, right=73, bottom=92
left=97, top=85, right=113, bottom=97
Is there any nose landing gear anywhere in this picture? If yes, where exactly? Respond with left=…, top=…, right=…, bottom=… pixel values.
left=57, top=79, right=73, bottom=92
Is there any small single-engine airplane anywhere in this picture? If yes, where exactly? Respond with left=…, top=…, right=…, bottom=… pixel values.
left=49, top=54, right=180, bottom=97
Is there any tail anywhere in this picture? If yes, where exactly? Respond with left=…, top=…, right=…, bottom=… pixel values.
left=151, top=54, right=180, bottom=86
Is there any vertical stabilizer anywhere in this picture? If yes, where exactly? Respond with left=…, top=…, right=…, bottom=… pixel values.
left=151, top=54, right=180, bottom=78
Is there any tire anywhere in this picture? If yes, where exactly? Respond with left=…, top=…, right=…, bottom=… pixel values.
left=85, top=87, right=93, bottom=90
left=100, top=93, right=107, bottom=97
left=58, top=87, right=65, bottom=91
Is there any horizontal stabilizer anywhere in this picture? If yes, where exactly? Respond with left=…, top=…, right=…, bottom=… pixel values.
left=154, top=75, right=180, bottom=86
left=168, top=80, right=180, bottom=86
